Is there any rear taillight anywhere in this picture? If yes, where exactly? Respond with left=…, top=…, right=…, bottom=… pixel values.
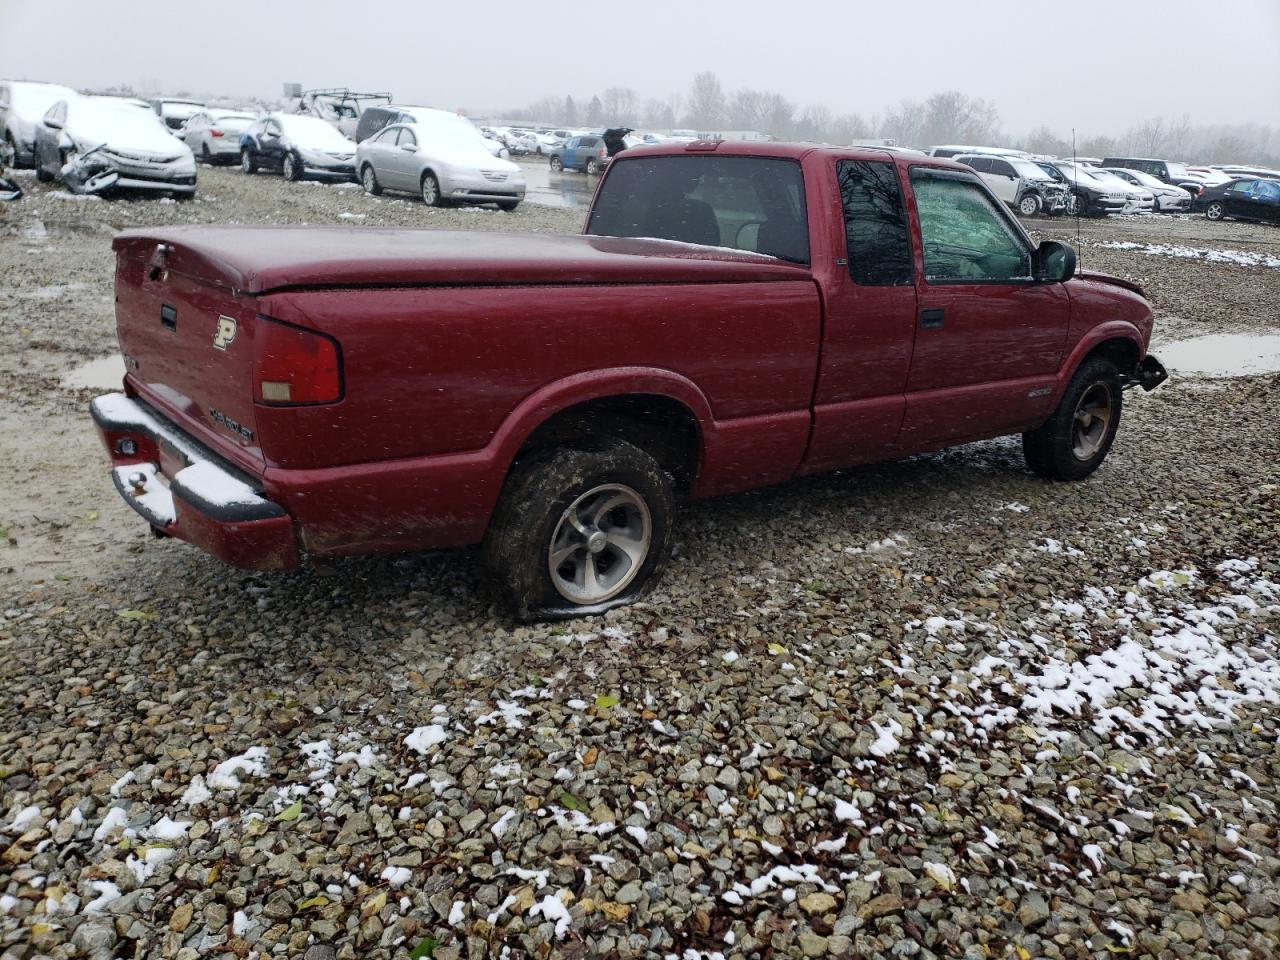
left=254, top=317, right=342, bottom=405
left=210, top=129, right=224, bottom=138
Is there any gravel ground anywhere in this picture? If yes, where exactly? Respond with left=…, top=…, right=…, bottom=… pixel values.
left=1, top=164, right=1278, bottom=960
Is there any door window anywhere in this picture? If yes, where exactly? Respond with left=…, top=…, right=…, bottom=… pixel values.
left=964, top=157, right=992, bottom=173
left=1230, top=180, right=1257, bottom=195
left=837, top=159, right=912, bottom=286
left=1256, top=181, right=1280, bottom=201
left=397, top=129, right=418, bottom=148
left=989, top=159, right=1016, bottom=178
left=909, top=169, right=1032, bottom=282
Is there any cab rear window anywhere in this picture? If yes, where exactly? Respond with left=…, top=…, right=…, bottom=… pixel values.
left=587, top=155, right=809, bottom=264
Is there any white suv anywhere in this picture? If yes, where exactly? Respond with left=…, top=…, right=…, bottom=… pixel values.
left=954, top=154, right=1069, bottom=216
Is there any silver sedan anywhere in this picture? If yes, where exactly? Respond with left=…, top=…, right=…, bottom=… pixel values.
left=182, top=109, right=256, bottom=165
left=355, top=121, right=525, bottom=211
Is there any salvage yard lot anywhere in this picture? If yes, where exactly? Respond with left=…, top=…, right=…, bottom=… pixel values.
left=1, top=165, right=1278, bottom=959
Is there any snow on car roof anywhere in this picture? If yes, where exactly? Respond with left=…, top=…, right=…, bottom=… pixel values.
left=275, top=113, right=354, bottom=148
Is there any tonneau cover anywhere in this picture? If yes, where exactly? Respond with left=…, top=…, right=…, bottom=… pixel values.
left=111, top=225, right=809, bottom=294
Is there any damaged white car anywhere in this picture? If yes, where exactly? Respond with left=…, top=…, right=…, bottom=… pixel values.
left=34, top=96, right=197, bottom=197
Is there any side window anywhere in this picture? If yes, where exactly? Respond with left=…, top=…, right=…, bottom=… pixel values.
left=909, top=169, right=1032, bottom=283
left=398, top=129, right=417, bottom=148
left=963, top=157, right=990, bottom=172
left=1257, top=181, right=1280, bottom=201
left=1229, top=180, right=1253, bottom=194
left=837, top=160, right=912, bottom=286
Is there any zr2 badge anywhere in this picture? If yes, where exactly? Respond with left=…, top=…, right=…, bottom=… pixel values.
left=213, top=315, right=237, bottom=351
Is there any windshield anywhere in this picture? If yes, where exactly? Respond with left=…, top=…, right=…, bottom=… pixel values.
left=587, top=155, right=810, bottom=263
left=1059, top=163, right=1102, bottom=185
left=277, top=114, right=353, bottom=149
left=1010, top=159, right=1051, bottom=179
left=65, top=98, right=181, bottom=152
left=1089, top=169, right=1134, bottom=189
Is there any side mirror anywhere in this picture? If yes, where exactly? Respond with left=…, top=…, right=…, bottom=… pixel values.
left=1034, top=240, right=1077, bottom=282
left=44, top=117, right=63, bottom=130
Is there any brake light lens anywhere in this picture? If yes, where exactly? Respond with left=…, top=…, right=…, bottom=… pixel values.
left=254, top=317, right=342, bottom=405
left=210, top=129, right=224, bottom=138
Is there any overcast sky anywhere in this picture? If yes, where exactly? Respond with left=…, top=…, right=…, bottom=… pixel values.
left=3, top=0, right=1277, bottom=135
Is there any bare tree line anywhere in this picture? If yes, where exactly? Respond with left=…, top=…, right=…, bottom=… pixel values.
left=502, top=71, right=1280, bottom=165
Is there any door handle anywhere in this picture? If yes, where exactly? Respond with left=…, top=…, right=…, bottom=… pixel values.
left=920, top=308, right=945, bottom=330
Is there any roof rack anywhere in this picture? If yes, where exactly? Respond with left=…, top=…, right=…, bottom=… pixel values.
left=300, top=88, right=393, bottom=101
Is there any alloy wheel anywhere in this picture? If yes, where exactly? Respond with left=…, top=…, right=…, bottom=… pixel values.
left=1071, top=383, right=1113, bottom=460
left=547, top=484, right=652, bottom=604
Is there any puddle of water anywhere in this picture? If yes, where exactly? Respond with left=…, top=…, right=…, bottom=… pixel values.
left=519, top=160, right=598, bottom=210
left=1159, top=333, right=1280, bottom=377
left=63, top=355, right=126, bottom=391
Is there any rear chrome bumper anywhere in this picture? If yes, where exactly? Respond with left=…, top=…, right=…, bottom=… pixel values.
left=91, top=392, right=299, bottom=570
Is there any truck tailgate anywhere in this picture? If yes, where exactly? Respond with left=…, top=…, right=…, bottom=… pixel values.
left=113, top=234, right=265, bottom=475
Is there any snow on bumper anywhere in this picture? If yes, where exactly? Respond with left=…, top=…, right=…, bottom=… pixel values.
left=91, top=392, right=300, bottom=570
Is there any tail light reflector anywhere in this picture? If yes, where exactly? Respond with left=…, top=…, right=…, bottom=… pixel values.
left=211, top=129, right=224, bottom=138
left=254, top=317, right=342, bottom=405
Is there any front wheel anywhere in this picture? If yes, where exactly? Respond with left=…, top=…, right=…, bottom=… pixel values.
left=497, top=200, right=519, bottom=212
left=420, top=172, right=442, bottom=207
left=1023, top=357, right=1123, bottom=481
left=482, top=440, right=675, bottom=620
left=241, top=149, right=257, bottom=174
left=1205, top=201, right=1225, bottom=221
left=361, top=164, right=381, bottom=196
left=1018, top=193, right=1042, bottom=217
left=282, top=152, right=302, bottom=181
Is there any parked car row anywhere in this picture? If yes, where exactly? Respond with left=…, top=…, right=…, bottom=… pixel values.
left=1, top=80, right=526, bottom=210
left=927, top=143, right=1275, bottom=222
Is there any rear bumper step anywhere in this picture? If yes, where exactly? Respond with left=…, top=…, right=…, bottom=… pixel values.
left=91, top=393, right=300, bottom=570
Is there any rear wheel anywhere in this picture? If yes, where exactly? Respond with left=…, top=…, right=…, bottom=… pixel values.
left=1018, top=193, right=1042, bottom=217
left=283, top=152, right=302, bottom=181
left=241, top=149, right=257, bottom=174
left=585, top=157, right=601, bottom=175
left=549, top=155, right=563, bottom=173
left=482, top=440, right=675, bottom=620
left=1205, top=201, right=1225, bottom=221
left=420, top=172, right=442, bottom=206
left=361, top=164, right=382, bottom=196
left=1023, top=357, right=1123, bottom=481
left=497, top=200, right=519, bottom=212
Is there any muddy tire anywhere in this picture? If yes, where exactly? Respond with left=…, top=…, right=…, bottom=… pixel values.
left=241, top=149, right=257, bottom=174
left=1023, top=356, right=1123, bottom=481
left=361, top=164, right=382, bottom=196
left=482, top=440, right=675, bottom=621
left=1205, top=201, right=1225, bottom=221
left=549, top=155, right=563, bottom=173
left=283, top=152, right=302, bottom=182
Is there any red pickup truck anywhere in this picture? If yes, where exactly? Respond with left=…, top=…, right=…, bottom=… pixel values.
left=91, top=141, right=1166, bottom=617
